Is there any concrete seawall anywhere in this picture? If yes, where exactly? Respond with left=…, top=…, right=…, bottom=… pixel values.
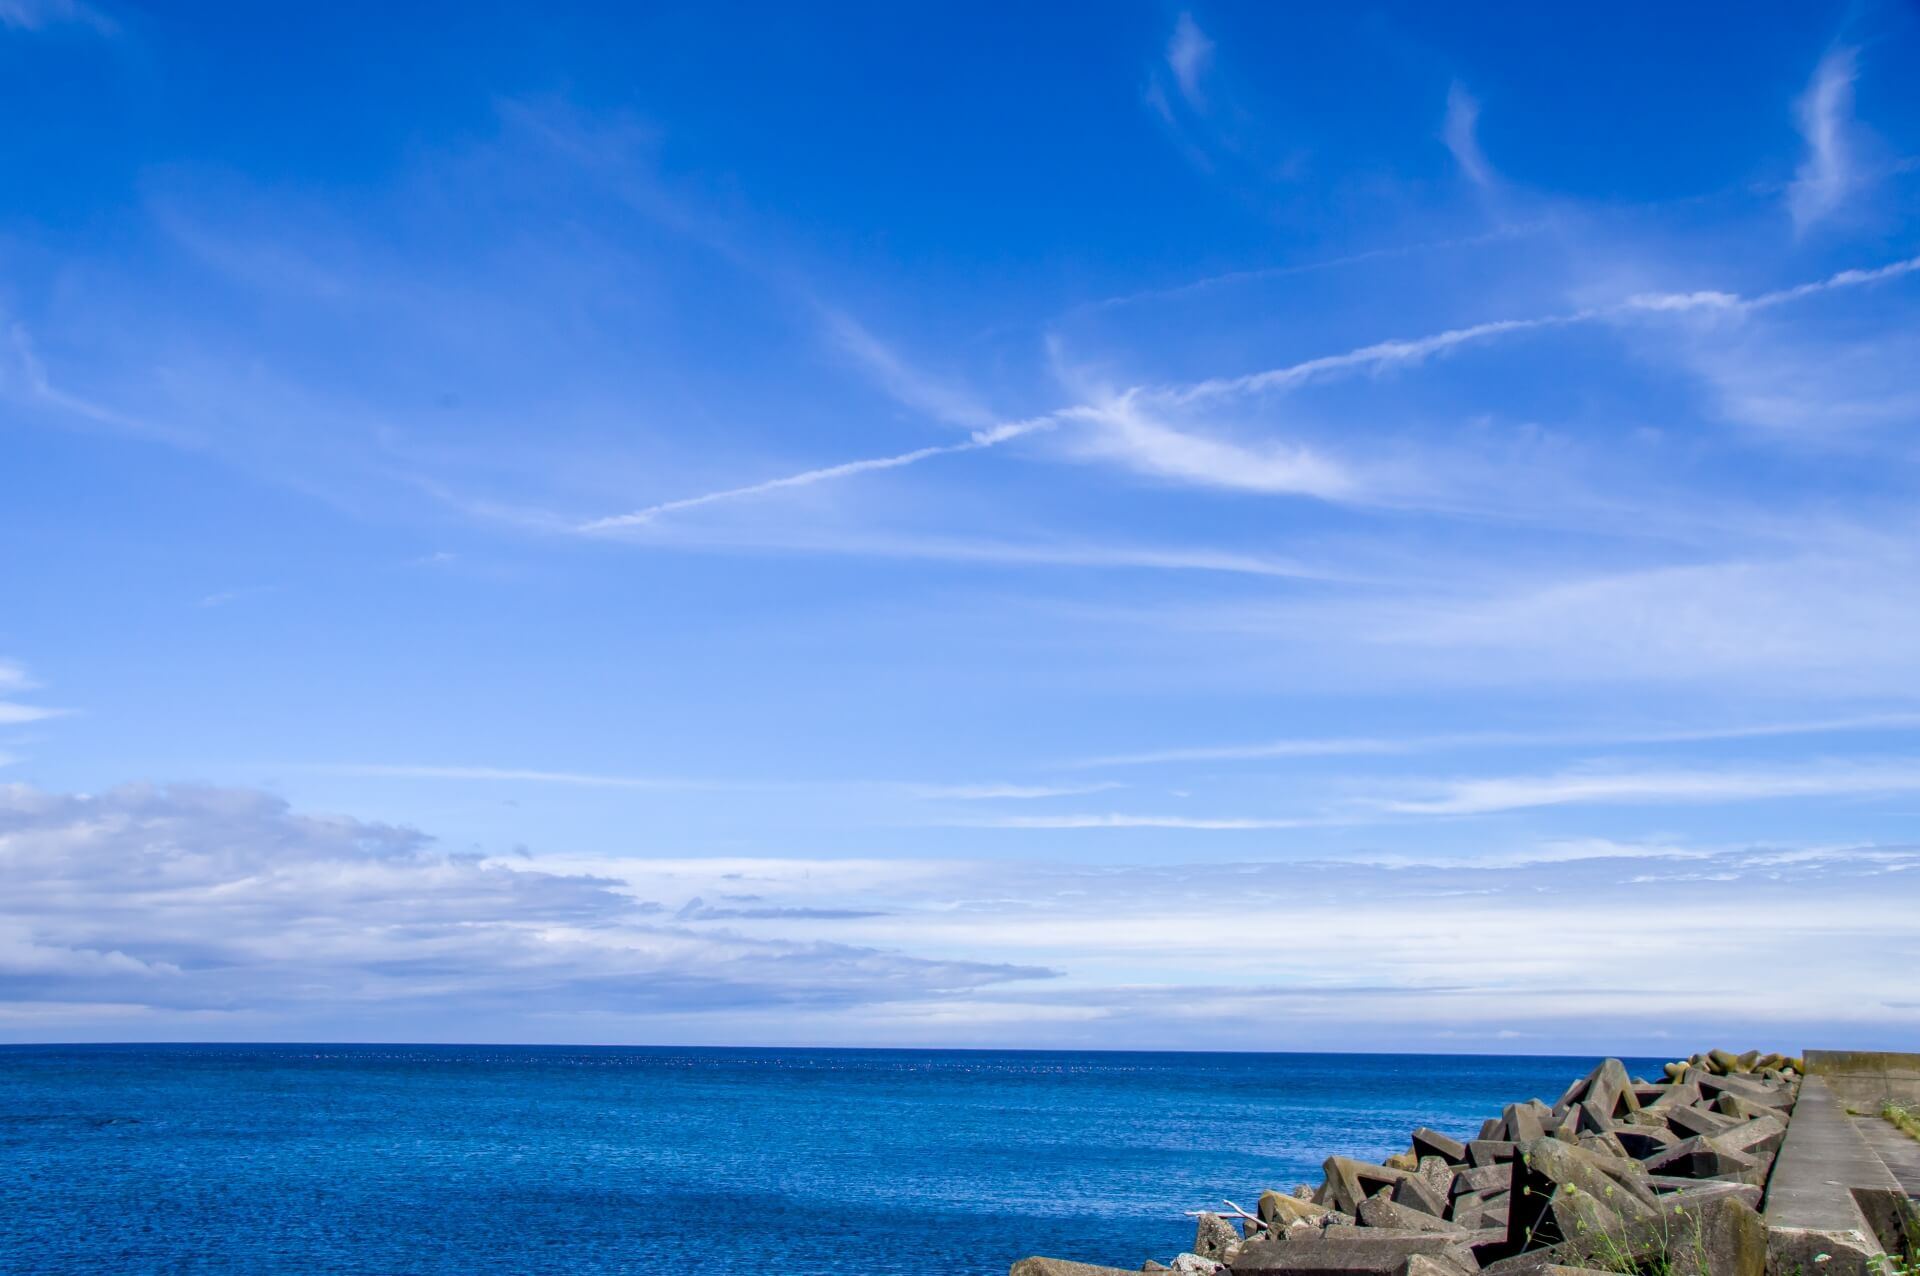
left=1805, top=1051, right=1920, bottom=1109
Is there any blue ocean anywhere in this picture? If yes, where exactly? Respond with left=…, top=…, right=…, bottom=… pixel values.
left=0, top=1046, right=1659, bottom=1274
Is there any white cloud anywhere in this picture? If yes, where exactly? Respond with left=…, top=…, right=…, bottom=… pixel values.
left=1788, top=47, right=1860, bottom=230
left=1060, top=395, right=1356, bottom=499
left=1073, top=712, right=1920, bottom=769
left=3, top=782, right=1914, bottom=1046
left=906, top=782, right=1122, bottom=801
left=1167, top=13, right=1215, bottom=109
left=815, top=308, right=998, bottom=429
left=1383, top=759, right=1920, bottom=815
left=3, top=324, right=199, bottom=446
left=0, top=659, right=67, bottom=729
left=957, top=812, right=1318, bottom=830
left=1621, top=290, right=1742, bottom=314
left=1386, top=551, right=1920, bottom=685
left=199, top=585, right=278, bottom=608
left=293, top=763, right=712, bottom=789
left=1442, top=82, right=1493, bottom=187
left=572, top=839, right=1919, bottom=1047
left=1073, top=736, right=1411, bottom=767
left=1677, top=327, right=1920, bottom=434
left=0, top=784, right=1051, bottom=1034
left=525, top=853, right=969, bottom=906
left=41, top=241, right=1907, bottom=538
left=28, top=97, right=1916, bottom=544
left=612, top=523, right=1356, bottom=581
left=1087, top=534, right=1920, bottom=699
left=1613, top=255, right=1920, bottom=436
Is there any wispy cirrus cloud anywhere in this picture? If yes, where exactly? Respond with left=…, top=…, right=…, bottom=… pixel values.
left=0, top=0, right=114, bottom=33
left=3, top=325, right=198, bottom=446
left=198, top=585, right=279, bottom=609
left=1144, top=12, right=1222, bottom=170
left=813, top=307, right=1000, bottom=430
left=906, top=781, right=1122, bottom=801
left=1056, top=395, right=1357, bottom=499
left=600, top=522, right=1360, bottom=580
left=0, top=660, right=68, bottom=727
left=1111, top=537, right=1920, bottom=699
left=556, top=251, right=1919, bottom=534
left=1392, top=549, right=1920, bottom=686
left=750, top=532, right=1357, bottom=580
left=279, top=765, right=1117, bottom=805
left=292, top=763, right=713, bottom=790
left=1166, top=13, right=1214, bottom=110
left=1071, top=712, right=1920, bottom=769
left=1610, top=255, right=1920, bottom=436
left=1383, top=759, right=1920, bottom=816
left=17, top=66, right=1914, bottom=552
left=943, top=749, right=1920, bottom=828
left=920, top=743, right=1920, bottom=834
left=956, top=812, right=1319, bottom=830
left=1066, top=222, right=1552, bottom=319
left=1442, top=82, right=1494, bottom=187
left=1669, top=323, right=1920, bottom=435
left=1788, top=46, right=1860, bottom=230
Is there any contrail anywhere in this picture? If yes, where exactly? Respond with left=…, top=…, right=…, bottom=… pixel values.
left=579, top=417, right=1054, bottom=532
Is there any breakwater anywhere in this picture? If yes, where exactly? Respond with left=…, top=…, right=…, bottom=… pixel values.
left=1014, top=1049, right=1920, bottom=1276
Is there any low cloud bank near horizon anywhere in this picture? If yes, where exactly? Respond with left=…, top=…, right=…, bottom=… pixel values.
left=0, top=783, right=1053, bottom=1040
left=2, top=782, right=1913, bottom=1052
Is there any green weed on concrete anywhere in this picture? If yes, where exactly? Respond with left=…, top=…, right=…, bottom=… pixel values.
left=1882, top=1102, right=1920, bottom=1144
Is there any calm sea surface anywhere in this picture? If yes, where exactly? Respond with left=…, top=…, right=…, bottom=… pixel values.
left=0, top=1045, right=1661, bottom=1274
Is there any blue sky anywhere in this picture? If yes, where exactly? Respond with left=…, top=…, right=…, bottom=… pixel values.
left=3, top=0, right=1919, bottom=1050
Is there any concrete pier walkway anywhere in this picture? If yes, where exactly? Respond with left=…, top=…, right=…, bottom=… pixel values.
left=1763, top=1054, right=1920, bottom=1275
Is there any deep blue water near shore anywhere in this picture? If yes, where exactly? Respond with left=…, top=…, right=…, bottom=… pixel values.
left=0, top=1045, right=1662, bottom=1275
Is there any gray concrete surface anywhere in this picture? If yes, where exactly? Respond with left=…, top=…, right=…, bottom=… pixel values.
left=1805, top=1051, right=1920, bottom=1108
left=1853, top=1110, right=1920, bottom=1199
left=1762, top=1076, right=1900, bottom=1276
